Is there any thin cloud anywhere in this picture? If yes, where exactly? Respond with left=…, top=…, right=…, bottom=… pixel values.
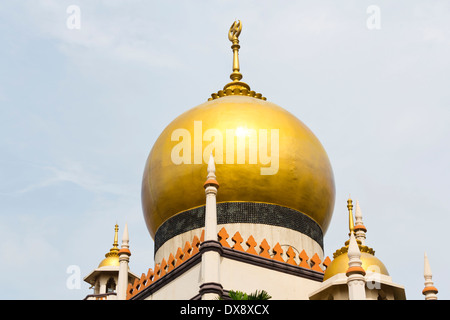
left=20, top=0, right=183, bottom=70
left=1, top=162, right=135, bottom=198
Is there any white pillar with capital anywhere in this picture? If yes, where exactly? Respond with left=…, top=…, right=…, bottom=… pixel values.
left=423, top=252, right=438, bottom=300
left=117, top=223, right=131, bottom=300
left=346, top=232, right=366, bottom=300
left=200, top=153, right=223, bottom=300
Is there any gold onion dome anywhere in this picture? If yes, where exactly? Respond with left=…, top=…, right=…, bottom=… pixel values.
left=141, top=21, right=335, bottom=244
left=323, top=198, right=389, bottom=281
left=98, top=224, right=120, bottom=268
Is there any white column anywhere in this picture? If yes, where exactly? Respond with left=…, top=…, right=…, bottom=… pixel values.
left=423, top=252, right=438, bottom=300
left=99, top=275, right=107, bottom=294
left=117, top=223, right=131, bottom=300
left=204, top=186, right=218, bottom=240
left=354, top=200, right=367, bottom=245
left=346, top=232, right=366, bottom=300
left=200, top=153, right=222, bottom=300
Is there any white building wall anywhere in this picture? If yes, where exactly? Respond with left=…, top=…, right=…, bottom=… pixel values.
left=219, top=256, right=322, bottom=300
left=142, top=254, right=323, bottom=300
left=143, top=263, right=203, bottom=300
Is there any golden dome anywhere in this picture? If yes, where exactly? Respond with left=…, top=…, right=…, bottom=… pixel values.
left=323, top=250, right=389, bottom=281
left=142, top=94, right=335, bottom=238
left=98, top=254, right=120, bottom=268
left=141, top=21, right=335, bottom=241
left=323, top=198, right=389, bottom=281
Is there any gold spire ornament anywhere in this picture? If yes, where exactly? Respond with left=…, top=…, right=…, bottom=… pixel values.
left=209, top=20, right=266, bottom=101
left=228, top=20, right=244, bottom=82
left=347, top=197, right=355, bottom=236
left=335, top=199, right=374, bottom=258
left=112, top=223, right=119, bottom=252
left=98, top=224, right=121, bottom=267
left=106, top=223, right=120, bottom=257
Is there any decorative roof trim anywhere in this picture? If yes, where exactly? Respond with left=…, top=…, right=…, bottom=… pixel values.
left=127, top=227, right=330, bottom=300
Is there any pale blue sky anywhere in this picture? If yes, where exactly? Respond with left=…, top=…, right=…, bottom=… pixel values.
left=0, top=0, right=449, bottom=299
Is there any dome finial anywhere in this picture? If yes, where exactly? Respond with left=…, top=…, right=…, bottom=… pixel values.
left=209, top=21, right=266, bottom=101
left=228, top=20, right=243, bottom=82
left=335, top=196, right=374, bottom=258
left=112, top=223, right=119, bottom=252
left=98, top=224, right=120, bottom=267
left=347, top=196, right=355, bottom=235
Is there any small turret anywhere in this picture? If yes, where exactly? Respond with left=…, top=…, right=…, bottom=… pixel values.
left=422, top=252, right=438, bottom=300
left=354, top=200, right=367, bottom=245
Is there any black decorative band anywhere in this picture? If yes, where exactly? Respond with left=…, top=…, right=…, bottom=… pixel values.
left=154, top=202, right=323, bottom=253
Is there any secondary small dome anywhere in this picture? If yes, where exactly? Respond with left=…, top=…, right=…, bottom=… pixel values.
left=323, top=250, right=389, bottom=281
left=98, top=254, right=119, bottom=268
left=323, top=198, right=389, bottom=282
